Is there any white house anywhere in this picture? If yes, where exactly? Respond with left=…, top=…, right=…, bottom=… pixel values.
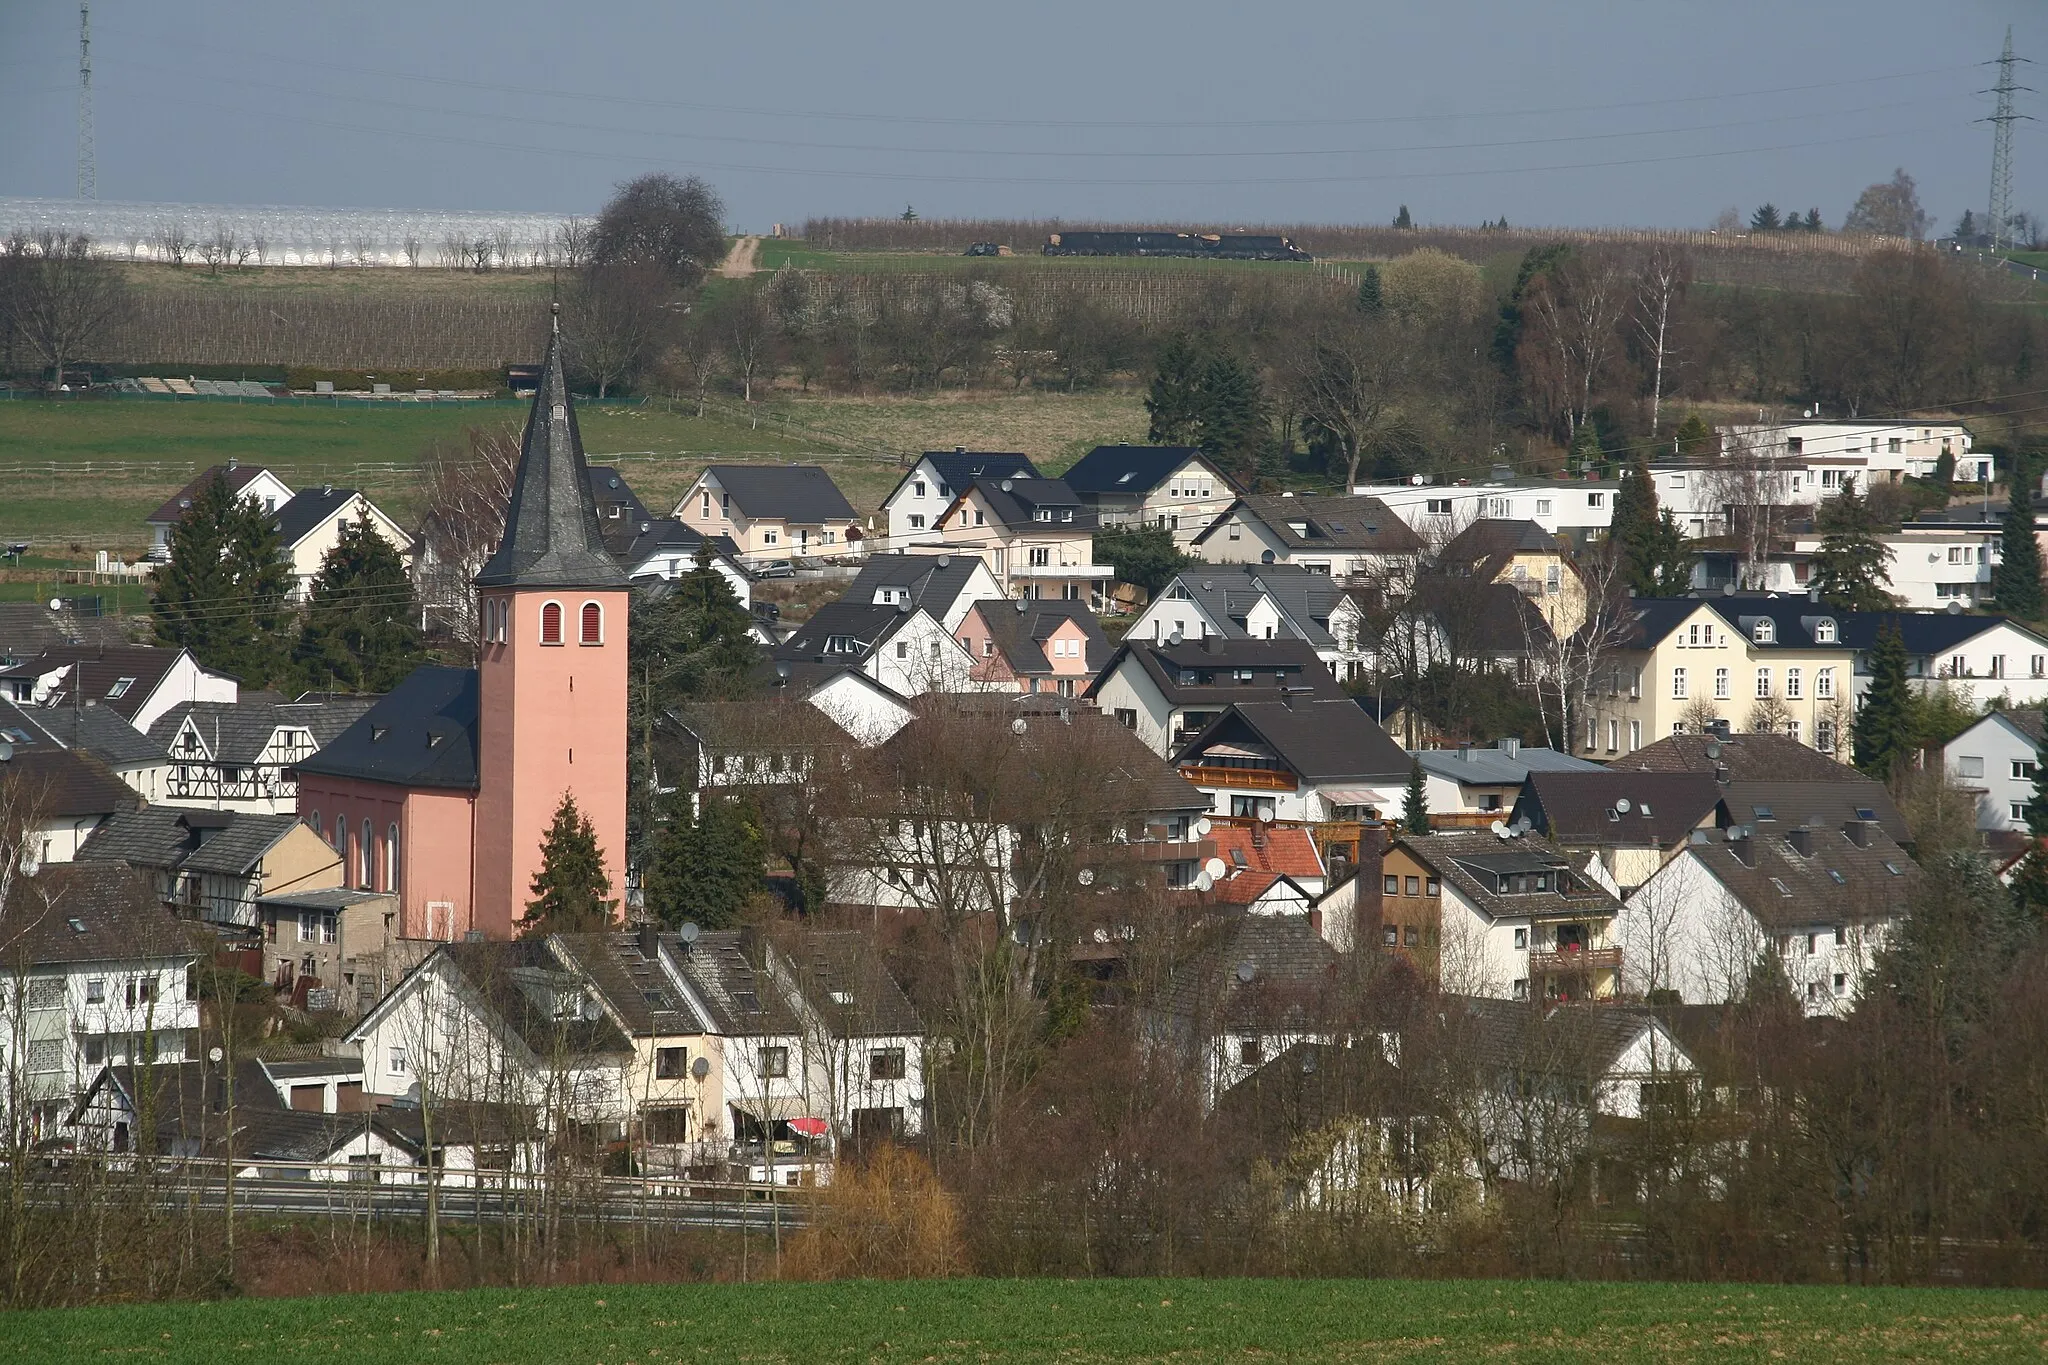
left=1719, top=418, right=1981, bottom=483
left=771, top=601, right=985, bottom=697
left=0, top=644, right=237, bottom=735
left=1128, top=564, right=1374, bottom=678
left=144, top=463, right=296, bottom=560
left=274, top=487, right=412, bottom=601
left=1174, top=699, right=1410, bottom=824
left=880, top=450, right=1039, bottom=547
left=1190, top=493, right=1423, bottom=584
left=839, top=553, right=1009, bottom=633
left=1084, top=637, right=1352, bottom=760
left=1354, top=478, right=1618, bottom=541
left=1844, top=611, right=2048, bottom=708
left=1941, top=709, right=2043, bottom=833
left=1060, top=444, right=1239, bottom=549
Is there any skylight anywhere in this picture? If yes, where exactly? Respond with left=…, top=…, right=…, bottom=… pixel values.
left=1884, top=862, right=1903, bottom=875
left=1827, top=869, right=1847, bottom=885
left=1855, top=807, right=1877, bottom=821
left=1752, top=805, right=1775, bottom=820
left=106, top=677, right=135, bottom=699
left=1769, top=878, right=1793, bottom=896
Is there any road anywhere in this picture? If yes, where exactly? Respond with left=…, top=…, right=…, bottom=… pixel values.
left=719, top=235, right=761, bottom=278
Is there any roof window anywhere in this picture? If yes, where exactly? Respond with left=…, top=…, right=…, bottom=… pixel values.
left=1769, top=878, right=1793, bottom=896
left=1751, top=804, right=1774, bottom=821
left=67, top=918, right=87, bottom=934
left=1827, top=869, right=1847, bottom=885
left=1855, top=807, right=1877, bottom=821
left=106, top=677, right=135, bottom=699
left=1884, top=861, right=1903, bottom=875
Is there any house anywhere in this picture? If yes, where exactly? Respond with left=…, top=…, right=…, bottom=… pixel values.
left=0, top=601, right=131, bottom=668
left=605, top=517, right=751, bottom=608
left=273, top=485, right=412, bottom=601
left=666, top=699, right=821, bottom=814
left=1511, top=770, right=1722, bottom=896
left=772, top=601, right=981, bottom=696
left=1084, top=637, right=1349, bottom=760
left=954, top=598, right=1108, bottom=697
left=0, top=699, right=142, bottom=864
left=1383, top=829, right=1626, bottom=1003
left=1620, top=728, right=1909, bottom=840
left=1128, top=564, right=1375, bottom=679
left=1942, top=709, right=2043, bottom=833
left=1717, top=417, right=1980, bottom=483
left=765, top=663, right=917, bottom=747
left=77, top=806, right=342, bottom=928
left=932, top=474, right=1114, bottom=601
left=0, top=862, right=201, bottom=1135
left=1839, top=609, right=2048, bottom=708
left=252, top=886, right=411, bottom=1013
left=31, top=703, right=172, bottom=805
left=1619, top=816, right=1916, bottom=1017
left=1201, top=821, right=1328, bottom=912
left=257, top=1056, right=371, bottom=1113
left=1150, top=913, right=1344, bottom=1109
left=1354, top=477, right=1619, bottom=539
left=840, top=552, right=1009, bottom=633
left=1378, top=577, right=1554, bottom=719
left=781, top=930, right=927, bottom=1151
left=297, top=319, right=631, bottom=943
left=1059, top=443, right=1237, bottom=547
left=147, top=695, right=378, bottom=815
left=1, top=643, right=238, bottom=734
left=1435, top=519, right=1586, bottom=636
left=881, top=449, right=1040, bottom=546
left=1410, top=739, right=1604, bottom=825
left=1693, top=518, right=2005, bottom=611
left=1174, top=698, right=1411, bottom=824
left=674, top=464, right=863, bottom=564
left=144, top=462, right=295, bottom=559
left=1191, top=493, right=1422, bottom=583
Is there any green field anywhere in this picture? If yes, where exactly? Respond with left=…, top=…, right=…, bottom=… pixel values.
left=0, top=388, right=1146, bottom=551
left=8, top=1277, right=2046, bottom=1364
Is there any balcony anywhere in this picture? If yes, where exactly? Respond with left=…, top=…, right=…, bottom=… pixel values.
left=1012, top=562, right=1116, bottom=579
left=1529, top=946, right=1622, bottom=975
left=1178, top=765, right=1298, bottom=792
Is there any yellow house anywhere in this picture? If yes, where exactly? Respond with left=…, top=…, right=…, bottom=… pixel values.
left=1583, top=597, right=1858, bottom=760
left=1438, top=519, right=1588, bottom=637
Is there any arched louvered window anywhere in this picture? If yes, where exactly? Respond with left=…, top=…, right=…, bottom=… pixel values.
left=540, top=601, right=564, bottom=645
left=360, top=818, right=374, bottom=890
left=386, top=823, right=400, bottom=892
left=580, top=601, right=603, bottom=646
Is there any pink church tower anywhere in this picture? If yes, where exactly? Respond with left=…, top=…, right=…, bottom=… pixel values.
left=470, top=309, right=630, bottom=937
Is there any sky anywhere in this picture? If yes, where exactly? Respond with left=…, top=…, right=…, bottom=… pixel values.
left=0, top=0, right=2042, bottom=234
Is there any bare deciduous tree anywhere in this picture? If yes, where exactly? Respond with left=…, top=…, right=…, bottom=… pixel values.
left=0, top=233, right=128, bottom=391
left=1630, top=244, right=1692, bottom=437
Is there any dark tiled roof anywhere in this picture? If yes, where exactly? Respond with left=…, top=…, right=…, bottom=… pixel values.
left=843, top=555, right=993, bottom=622
left=552, top=931, right=707, bottom=1038
left=774, top=601, right=916, bottom=663
left=1207, top=494, right=1423, bottom=554
left=1162, top=913, right=1341, bottom=1028
left=971, top=599, right=1108, bottom=676
left=789, top=930, right=923, bottom=1038
left=961, top=475, right=1096, bottom=532
left=442, top=939, right=634, bottom=1059
left=148, top=696, right=378, bottom=765
left=0, top=603, right=133, bottom=664
left=666, top=930, right=806, bottom=1037
left=0, top=700, right=141, bottom=818
left=1996, top=708, right=2046, bottom=744
left=255, top=888, right=390, bottom=913
left=274, top=486, right=362, bottom=547
left=587, top=465, right=655, bottom=528
left=1399, top=829, right=1622, bottom=924
left=1149, top=565, right=1350, bottom=648
left=1061, top=444, right=1214, bottom=498
left=875, top=705, right=1208, bottom=817
left=1083, top=638, right=1348, bottom=707
left=1454, top=995, right=1676, bottom=1081
left=1836, top=608, right=2048, bottom=657
left=1621, top=730, right=1894, bottom=803
left=887, top=451, right=1039, bottom=507
left=79, top=807, right=309, bottom=877
left=0, top=645, right=192, bottom=722
left=1403, top=578, right=1551, bottom=657
left=146, top=465, right=277, bottom=525
left=1621, top=597, right=2046, bottom=660
left=706, top=465, right=858, bottom=524
left=1412, top=744, right=1603, bottom=786
left=1215, top=1040, right=1418, bottom=1165
left=1520, top=771, right=1721, bottom=847
left=475, top=325, right=627, bottom=589
left=1439, top=518, right=1558, bottom=562
left=0, top=862, right=195, bottom=966
left=1719, top=780, right=1909, bottom=844
left=1687, top=822, right=1917, bottom=929
left=606, top=517, right=742, bottom=570
left=33, top=703, right=167, bottom=770
left=294, top=666, right=479, bottom=791
left=1179, top=699, right=1410, bottom=783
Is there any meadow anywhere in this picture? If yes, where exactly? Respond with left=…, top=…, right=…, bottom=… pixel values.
left=7, top=1276, right=2047, bottom=1364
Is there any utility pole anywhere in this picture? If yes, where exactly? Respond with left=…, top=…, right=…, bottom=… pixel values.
left=1981, top=26, right=2030, bottom=251
left=77, top=3, right=95, bottom=200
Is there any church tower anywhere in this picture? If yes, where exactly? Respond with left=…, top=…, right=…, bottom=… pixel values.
left=471, top=308, right=629, bottom=938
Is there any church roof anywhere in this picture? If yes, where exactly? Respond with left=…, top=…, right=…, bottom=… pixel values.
left=474, top=313, right=627, bottom=590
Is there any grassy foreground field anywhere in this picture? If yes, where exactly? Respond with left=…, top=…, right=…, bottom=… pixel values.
left=8, top=1277, right=2047, bottom=1364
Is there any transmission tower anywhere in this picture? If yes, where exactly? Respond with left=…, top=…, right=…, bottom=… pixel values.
left=1982, top=26, right=2030, bottom=249
left=76, top=3, right=95, bottom=200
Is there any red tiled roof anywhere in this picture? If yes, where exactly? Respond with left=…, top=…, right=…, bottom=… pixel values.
left=1209, top=823, right=1324, bottom=881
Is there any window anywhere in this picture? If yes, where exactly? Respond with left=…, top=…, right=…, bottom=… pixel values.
left=1588, top=492, right=1606, bottom=508
left=1671, top=667, right=1687, bottom=699
left=1029, top=546, right=1050, bottom=567
left=2017, top=760, right=2039, bottom=780
left=2012, top=802, right=2026, bottom=821
left=360, top=818, right=374, bottom=890
left=539, top=601, right=564, bottom=645
left=1817, top=720, right=1837, bottom=753
left=106, top=677, right=135, bottom=700
left=1670, top=473, right=1687, bottom=489
left=758, top=1046, right=789, bottom=1079
left=1755, top=668, right=1772, bottom=698
left=1426, top=499, right=1453, bottom=515
left=1629, top=720, right=1642, bottom=751
left=309, top=809, right=322, bottom=842
left=765, top=529, right=780, bottom=545
left=869, top=1047, right=907, bottom=1081
left=1536, top=499, right=1553, bottom=516
left=1384, top=875, right=1400, bottom=895
left=1405, top=876, right=1421, bottom=896
left=912, top=479, right=925, bottom=498
left=656, top=1046, right=687, bottom=1079
left=389, top=1046, right=408, bottom=1075
left=1785, top=667, right=1802, bottom=699
left=1513, top=927, right=1528, bottom=950
left=1607, top=719, right=1619, bottom=753
left=1948, top=545, right=1970, bottom=564
left=580, top=602, right=603, bottom=645
left=387, top=824, right=400, bottom=890
left=1404, top=925, right=1420, bottom=947
left=1114, top=708, right=1136, bottom=729
left=908, top=514, right=925, bottom=530
left=1816, top=669, right=1835, bottom=700
left=1512, top=978, right=1529, bottom=1001
left=1714, top=667, right=1730, bottom=699
left=1546, top=565, right=1561, bottom=595
left=1752, top=619, right=1775, bottom=643
left=1425, top=877, right=1439, bottom=896
left=1785, top=719, right=1800, bottom=743
left=1958, top=755, right=1985, bottom=778
left=1238, top=1039, right=1264, bottom=1067
left=895, top=641, right=908, bottom=660
left=1383, top=924, right=1399, bottom=946
left=85, top=978, right=104, bottom=1004
left=1814, top=619, right=1836, bottom=643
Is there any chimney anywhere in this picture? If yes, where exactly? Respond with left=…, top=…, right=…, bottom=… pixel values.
left=1787, top=827, right=1813, bottom=857
left=1730, top=833, right=1758, bottom=868
left=1355, top=824, right=1388, bottom=953
left=1251, top=824, right=1265, bottom=849
left=1844, top=820, right=1872, bottom=847
left=639, top=923, right=660, bottom=959
left=1706, top=718, right=1733, bottom=740
left=1458, top=741, right=1472, bottom=761
left=1497, top=737, right=1520, bottom=758
left=1203, top=634, right=1222, bottom=655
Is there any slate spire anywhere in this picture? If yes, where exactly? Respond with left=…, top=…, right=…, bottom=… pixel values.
left=474, top=306, right=626, bottom=589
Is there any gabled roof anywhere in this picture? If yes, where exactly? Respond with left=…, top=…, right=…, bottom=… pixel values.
left=1161, top=913, right=1341, bottom=1028
left=474, top=319, right=627, bottom=589
left=0, top=645, right=198, bottom=721
left=774, top=602, right=942, bottom=667
left=551, top=931, right=707, bottom=1038
left=1061, top=444, right=1217, bottom=498
left=32, top=703, right=168, bottom=771
left=1623, top=729, right=1879, bottom=783
left=0, top=603, right=132, bottom=664
left=0, top=862, right=196, bottom=966
left=1151, top=565, right=1353, bottom=648
left=1412, top=743, right=1602, bottom=786
left=1520, top=771, right=1721, bottom=847
left=1685, top=822, right=1917, bottom=929
left=1083, top=638, right=1348, bottom=707
left=1201, top=494, right=1423, bottom=554
left=1719, top=779, right=1909, bottom=845
left=79, top=807, right=311, bottom=877
left=703, top=464, right=858, bottom=524
left=1439, top=518, right=1558, bottom=562
left=146, top=464, right=282, bottom=525
left=1401, top=578, right=1552, bottom=657
left=606, top=516, right=743, bottom=571
left=957, top=475, right=1096, bottom=532
left=1398, top=829, right=1622, bottom=923
left=788, top=930, right=923, bottom=1038
left=274, top=486, right=367, bottom=548
left=1836, top=608, right=2048, bottom=656
left=968, top=599, right=1109, bottom=676
left=587, top=465, right=655, bottom=528
left=1178, top=699, right=1410, bottom=784
left=0, top=700, right=142, bottom=818
left=439, top=939, right=634, bottom=1059
left=844, top=554, right=997, bottom=622
left=1209, top=823, right=1324, bottom=883
left=886, top=451, right=1040, bottom=507
left=1454, top=995, right=1683, bottom=1082
left=293, top=666, right=479, bottom=791
left=148, top=696, right=379, bottom=765
left=1216, top=1039, right=1419, bottom=1164
left=664, top=930, right=806, bottom=1038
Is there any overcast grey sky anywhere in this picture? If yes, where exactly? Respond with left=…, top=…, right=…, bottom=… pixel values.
left=0, top=1, right=2040, bottom=233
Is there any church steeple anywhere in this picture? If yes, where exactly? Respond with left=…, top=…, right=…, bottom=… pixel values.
left=475, top=306, right=625, bottom=589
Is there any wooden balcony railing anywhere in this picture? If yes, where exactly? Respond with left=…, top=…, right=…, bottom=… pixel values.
left=1177, top=765, right=1298, bottom=792
left=1529, top=947, right=1622, bottom=975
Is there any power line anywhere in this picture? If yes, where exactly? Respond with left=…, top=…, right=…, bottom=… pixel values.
left=1981, top=26, right=2031, bottom=250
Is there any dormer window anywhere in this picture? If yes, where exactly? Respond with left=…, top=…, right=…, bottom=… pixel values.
left=106, top=677, right=135, bottom=700
left=1814, top=619, right=1837, bottom=642
left=1036, top=508, right=1053, bottom=522
left=826, top=635, right=857, bottom=654
left=1752, top=619, right=1775, bottom=644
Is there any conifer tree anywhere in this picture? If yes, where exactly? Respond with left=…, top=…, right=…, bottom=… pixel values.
left=293, top=512, right=425, bottom=693
left=1993, top=454, right=2044, bottom=619
left=1566, top=424, right=1602, bottom=476
left=520, top=792, right=617, bottom=937
left=1392, top=205, right=1413, bottom=230
left=2011, top=730, right=2048, bottom=915
left=1144, top=333, right=1205, bottom=445
left=1810, top=482, right=1895, bottom=611
left=1673, top=411, right=1714, bottom=459
left=1403, top=758, right=1430, bottom=835
left=645, top=793, right=764, bottom=931
left=1144, top=334, right=1270, bottom=483
left=1610, top=462, right=1692, bottom=596
left=150, top=469, right=294, bottom=688
left=1356, top=264, right=1384, bottom=315
left=1852, top=621, right=1916, bottom=780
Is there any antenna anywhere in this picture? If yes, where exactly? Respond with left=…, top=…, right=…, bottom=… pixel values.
left=77, top=4, right=95, bottom=199
left=1982, top=26, right=2032, bottom=251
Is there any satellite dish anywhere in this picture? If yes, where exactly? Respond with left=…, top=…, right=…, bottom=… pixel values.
left=1011, top=717, right=1028, bottom=735
left=1496, top=827, right=1511, bottom=840
left=935, top=555, right=950, bottom=567
left=1513, top=816, right=1532, bottom=834
left=1168, top=627, right=1185, bottom=645
left=1194, top=817, right=1213, bottom=836
left=678, top=921, right=701, bottom=944
left=207, top=1047, right=224, bottom=1064
left=1194, top=871, right=1215, bottom=892
left=1077, top=868, right=1095, bottom=886
left=1235, top=961, right=1257, bottom=984
left=1260, top=808, right=1276, bottom=823
left=1721, top=583, right=1736, bottom=596
left=690, top=1055, right=711, bottom=1080
left=47, top=599, right=62, bottom=612
left=1000, top=479, right=1014, bottom=492
left=1205, top=856, right=1228, bottom=880
left=1704, top=741, right=1722, bottom=759
left=580, top=996, right=603, bottom=1023
left=1489, top=819, right=1506, bottom=835
left=1947, top=599, right=1964, bottom=615
left=1615, top=798, right=1632, bottom=814
left=0, top=741, right=12, bottom=763
left=1015, top=597, right=1029, bottom=613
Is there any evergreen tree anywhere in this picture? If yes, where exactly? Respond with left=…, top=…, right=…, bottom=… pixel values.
left=1673, top=411, right=1714, bottom=458
left=1355, top=264, right=1384, bottom=314
left=644, top=793, right=764, bottom=931
left=1566, top=424, right=1602, bottom=476
left=1852, top=621, right=1916, bottom=780
left=520, top=792, right=617, bottom=937
left=1094, top=523, right=1190, bottom=599
left=1932, top=449, right=1956, bottom=486
left=1993, top=453, right=2045, bottom=619
left=149, top=469, right=294, bottom=688
left=1144, top=333, right=1205, bottom=444
left=1392, top=205, right=1413, bottom=230
left=1144, top=334, right=1269, bottom=483
left=1403, top=758, right=1430, bottom=835
left=1750, top=203, right=1782, bottom=232
left=292, top=512, right=425, bottom=693
left=1958, top=209, right=1979, bottom=242
left=2012, top=731, right=2048, bottom=916
left=1803, top=208, right=1825, bottom=233
left=1810, top=482, right=1895, bottom=611
left=1610, top=462, right=1693, bottom=595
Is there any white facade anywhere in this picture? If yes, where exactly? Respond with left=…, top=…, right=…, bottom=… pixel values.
left=7, top=652, right=237, bottom=734
left=1436, top=883, right=1618, bottom=1004
left=2, top=956, right=200, bottom=1131
left=620, top=547, right=753, bottom=609
left=1126, top=578, right=1369, bottom=676
left=1942, top=710, right=2042, bottom=833
left=1099, top=453, right=1235, bottom=549
left=803, top=670, right=915, bottom=747
left=849, top=554, right=1008, bottom=632
left=1352, top=482, right=1617, bottom=539
left=1720, top=420, right=1981, bottom=482
left=282, top=494, right=412, bottom=602
left=861, top=609, right=985, bottom=697
left=146, top=468, right=295, bottom=557
left=1877, top=619, right=2048, bottom=708
left=1191, top=503, right=1419, bottom=584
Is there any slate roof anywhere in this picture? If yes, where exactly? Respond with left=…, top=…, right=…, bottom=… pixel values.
left=1439, top=518, right=1558, bottom=563
left=789, top=930, right=924, bottom=1038
left=474, top=320, right=627, bottom=589
left=0, top=603, right=133, bottom=664
left=774, top=601, right=920, bottom=664
left=587, top=465, right=655, bottom=528
left=1151, top=565, right=1350, bottom=648
left=1083, top=638, right=1348, bottom=708
left=607, top=517, right=743, bottom=571
left=1519, top=771, right=1721, bottom=847
left=440, top=939, right=634, bottom=1059
left=665, top=930, right=806, bottom=1038
left=875, top=704, right=1208, bottom=816
left=1162, top=913, right=1342, bottom=1029
left=0, top=645, right=194, bottom=722
left=961, top=475, right=1096, bottom=532
left=1454, top=995, right=1676, bottom=1082
left=844, top=554, right=994, bottom=622
left=1411, top=743, right=1603, bottom=787
left=0, top=862, right=195, bottom=966
left=149, top=696, right=378, bottom=765
left=1398, top=829, right=1622, bottom=924
left=1202, top=494, right=1423, bottom=554
left=1685, top=822, right=1917, bottom=929
left=551, top=931, right=708, bottom=1039
left=79, top=807, right=308, bottom=877
left=1061, top=444, right=1215, bottom=499
left=1619, top=596, right=2048, bottom=660
left=274, top=486, right=363, bottom=547
left=1719, top=780, right=1909, bottom=844
left=0, top=700, right=141, bottom=818
left=886, top=451, right=1040, bottom=507
left=32, top=703, right=167, bottom=770
left=705, top=465, right=858, bottom=524
left=1836, top=608, right=2048, bottom=658
left=1178, top=699, right=1411, bottom=784
left=1620, top=732, right=1904, bottom=846
left=146, top=465, right=278, bottom=525
left=254, top=888, right=390, bottom=913
left=970, top=599, right=1109, bottom=676
left=293, top=666, right=479, bottom=791
left=1995, top=708, right=2046, bottom=744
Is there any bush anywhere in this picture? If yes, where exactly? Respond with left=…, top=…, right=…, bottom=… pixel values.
left=781, top=1144, right=965, bottom=1279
